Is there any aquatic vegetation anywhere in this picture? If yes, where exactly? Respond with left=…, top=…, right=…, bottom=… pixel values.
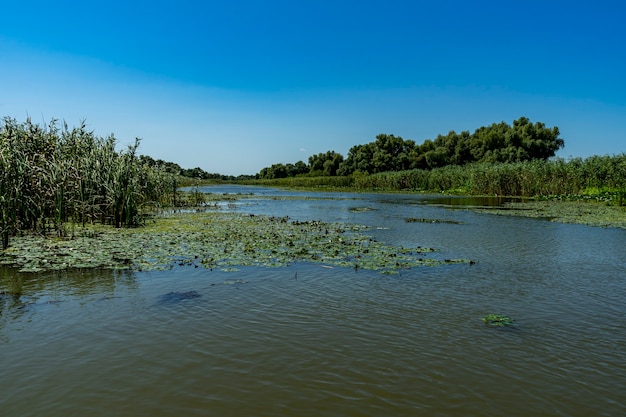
left=475, top=200, right=626, bottom=229
left=0, top=212, right=470, bottom=273
left=405, top=218, right=462, bottom=224
left=252, top=156, right=626, bottom=202
left=0, top=117, right=180, bottom=249
left=349, top=207, right=375, bottom=212
left=482, top=314, right=514, bottom=327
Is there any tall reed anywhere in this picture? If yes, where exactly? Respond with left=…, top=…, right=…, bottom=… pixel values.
left=0, top=117, right=178, bottom=248
left=351, top=157, right=626, bottom=201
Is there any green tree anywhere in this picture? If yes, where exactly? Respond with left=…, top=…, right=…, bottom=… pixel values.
left=308, top=151, right=343, bottom=176
left=339, top=134, right=416, bottom=175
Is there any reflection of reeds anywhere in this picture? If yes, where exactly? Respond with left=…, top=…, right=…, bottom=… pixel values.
left=0, top=117, right=178, bottom=248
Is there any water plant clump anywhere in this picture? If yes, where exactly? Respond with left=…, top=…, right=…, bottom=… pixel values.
left=0, top=117, right=180, bottom=249
left=405, top=218, right=463, bottom=224
left=0, top=212, right=471, bottom=273
left=475, top=200, right=626, bottom=229
left=482, top=314, right=514, bottom=327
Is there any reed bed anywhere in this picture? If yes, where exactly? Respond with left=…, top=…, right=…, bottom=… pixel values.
left=351, top=157, right=626, bottom=201
left=241, top=175, right=354, bottom=189
left=249, top=156, right=626, bottom=205
left=0, top=117, right=178, bottom=249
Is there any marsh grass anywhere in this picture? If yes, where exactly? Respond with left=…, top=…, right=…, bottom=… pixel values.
left=0, top=117, right=179, bottom=248
left=352, top=157, right=626, bottom=200
left=251, top=157, right=626, bottom=205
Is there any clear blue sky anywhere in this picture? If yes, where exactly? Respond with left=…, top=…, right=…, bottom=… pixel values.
left=1, top=0, right=624, bottom=175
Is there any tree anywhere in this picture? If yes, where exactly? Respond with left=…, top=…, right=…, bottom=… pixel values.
left=308, top=151, right=343, bottom=176
left=339, top=135, right=416, bottom=175
left=258, top=117, right=564, bottom=178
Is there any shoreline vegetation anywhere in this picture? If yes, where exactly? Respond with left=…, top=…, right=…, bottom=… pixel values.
left=2, top=116, right=625, bottom=272
left=238, top=158, right=626, bottom=228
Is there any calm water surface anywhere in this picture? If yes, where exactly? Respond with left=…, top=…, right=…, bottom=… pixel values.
left=1, top=185, right=625, bottom=416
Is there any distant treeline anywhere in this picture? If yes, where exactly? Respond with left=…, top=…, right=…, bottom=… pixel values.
left=138, top=155, right=253, bottom=181
left=257, top=117, right=564, bottom=179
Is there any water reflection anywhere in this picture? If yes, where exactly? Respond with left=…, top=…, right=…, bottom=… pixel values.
left=0, top=267, right=137, bottom=329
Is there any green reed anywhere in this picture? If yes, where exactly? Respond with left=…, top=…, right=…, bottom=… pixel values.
left=238, top=156, right=625, bottom=205
left=0, top=117, right=178, bottom=248
left=350, top=157, right=626, bottom=202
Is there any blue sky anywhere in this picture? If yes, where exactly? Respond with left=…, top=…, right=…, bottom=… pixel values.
left=1, top=0, right=624, bottom=175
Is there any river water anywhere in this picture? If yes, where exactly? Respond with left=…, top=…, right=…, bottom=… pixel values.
left=1, top=185, right=625, bottom=416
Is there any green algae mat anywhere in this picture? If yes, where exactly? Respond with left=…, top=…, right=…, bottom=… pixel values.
left=1, top=212, right=469, bottom=273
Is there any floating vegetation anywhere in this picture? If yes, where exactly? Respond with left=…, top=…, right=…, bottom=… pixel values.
left=349, top=207, right=375, bottom=212
left=474, top=200, right=626, bottom=229
left=482, top=314, right=514, bottom=327
left=0, top=212, right=471, bottom=273
left=405, top=218, right=463, bottom=224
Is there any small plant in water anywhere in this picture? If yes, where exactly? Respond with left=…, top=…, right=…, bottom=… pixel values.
left=482, top=314, right=514, bottom=327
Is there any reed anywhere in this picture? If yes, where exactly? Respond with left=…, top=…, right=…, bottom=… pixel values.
left=238, top=156, right=626, bottom=205
left=350, top=157, right=626, bottom=202
left=0, top=117, right=178, bottom=248
left=240, top=175, right=354, bottom=189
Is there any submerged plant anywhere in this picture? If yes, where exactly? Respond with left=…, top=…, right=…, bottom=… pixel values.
left=482, top=314, right=514, bottom=327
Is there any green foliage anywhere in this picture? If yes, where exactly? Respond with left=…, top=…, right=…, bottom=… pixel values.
left=482, top=314, right=514, bottom=327
left=340, top=117, right=564, bottom=175
left=139, top=154, right=235, bottom=181
left=258, top=161, right=309, bottom=179
left=309, top=151, right=344, bottom=176
left=0, top=210, right=469, bottom=273
left=242, top=175, right=354, bottom=189
left=0, top=117, right=179, bottom=248
left=340, top=134, right=416, bottom=175
left=349, top=156, right=626, bottom=201
left=259, top=117, right=564, bottom=179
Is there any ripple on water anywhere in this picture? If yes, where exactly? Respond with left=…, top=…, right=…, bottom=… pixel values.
left=1, top=189, right=626, bottom=417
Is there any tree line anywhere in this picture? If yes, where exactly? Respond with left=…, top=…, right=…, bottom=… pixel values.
left=257, top=117, right=564, bottom=179
left=138, top=155, right=249, bottom=181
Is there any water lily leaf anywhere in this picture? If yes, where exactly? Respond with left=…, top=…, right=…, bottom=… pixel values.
left=482, top=314, right=514, bottom=327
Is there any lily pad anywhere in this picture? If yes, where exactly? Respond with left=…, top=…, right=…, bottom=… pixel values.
left=482, top=314, right=514, bottom=327
left=1, top=212, right=471, bottom=273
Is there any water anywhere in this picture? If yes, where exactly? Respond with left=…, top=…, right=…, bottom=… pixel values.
left=2, top=186, right=625, bottom=416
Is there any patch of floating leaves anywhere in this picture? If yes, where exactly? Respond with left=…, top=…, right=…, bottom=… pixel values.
left=482, top=314, right=515, bottom=327
left=0, top=212, right=470, bottom=273
left=405, top=218, right=463, bottom=224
